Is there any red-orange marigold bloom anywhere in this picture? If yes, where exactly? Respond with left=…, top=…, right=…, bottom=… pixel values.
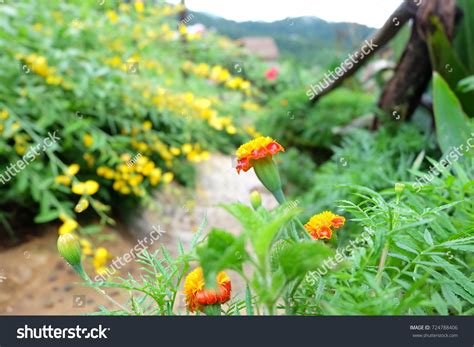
left=304, top=211, right=345, bottom=240
left=184, top=267, right=231, bottom=312
left=236, top=136, right=284, bottom=173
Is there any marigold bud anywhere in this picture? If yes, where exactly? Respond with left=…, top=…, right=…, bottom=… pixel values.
left=250, top=190, right=262, bottom=209
left=395, top=182, right=405, bottom=193
left=57, top=233, right=82, bottom=267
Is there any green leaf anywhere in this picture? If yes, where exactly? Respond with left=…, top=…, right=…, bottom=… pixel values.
left=441, top=285, right=462, bottom=314
left=278, top=241, right=335, bottom=280
left=251, top=207, right=301, bottom=263
left=427, top=18, right=474, bottom=116
left=34, top=209, right=60, bottom=224
left=190, top=215, right=207, bottom=250
left=80, top=224, right=103, bottom=234
left=220, top=203, right=264, bottom=232
left=245, top=285, right=254, bottom=315
left=197, top=228, right=246, bottom=287
left=432, top=292, right=448, bottom=315
left=423, top=229, right=434, bottom=246
left=432, top=72, right=472, bottom=156
left=454, top=0, right=474, bottom=73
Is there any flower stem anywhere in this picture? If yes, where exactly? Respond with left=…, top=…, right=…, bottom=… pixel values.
left=74, top=264, right=132, bottom=314
left=272, top=189, right=309, bottom=240
left=376, top=241, right=390, bottom=285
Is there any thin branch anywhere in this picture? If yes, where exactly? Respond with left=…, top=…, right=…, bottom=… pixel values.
left=309, top=0, right=418, bottom=104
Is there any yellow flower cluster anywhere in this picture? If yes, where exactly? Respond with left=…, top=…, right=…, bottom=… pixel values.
left=102, top=45, right=240, bottom=135
left=93, top=247, right=111, bottom=275
left=138, top=87, right=239, bottom=134
left=15, top=53, right=69, bottom=88
left=243, top=125, right=262, bottom=138
left=56, top=164, right=100, bottom=200
left=55, top=163, right=80, bottom=186
left=181, top=143, right=211, bottom=162
left=106, top=10, right=119, bottom=24
left=79, top=239, right=111, bottom=275
left=1, top=112, right=22, bottom=140
left=182, top=61, right=252, bottom=94
left=96, top=154, right=173, bottom=196
left=242, top=101, right=262, bottom=112
left=0, top=109, right=8, bottom=134
left=13, top=133, right=30, bottom=155
left=118, top=121, right=209, bottom=167
left=103, top=53, right=166, bottom=74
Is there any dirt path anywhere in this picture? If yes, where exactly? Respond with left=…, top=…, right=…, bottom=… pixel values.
left=134, top=153, right=276, bottom=250
left=0, top=154, right=275, bottom=315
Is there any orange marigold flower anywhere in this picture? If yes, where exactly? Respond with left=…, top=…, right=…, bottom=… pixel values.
left=236, top=136, right=284, bottom=173
left=184, top=267, right=231, bottom=313
left=304, top=211, right=345, bottom=240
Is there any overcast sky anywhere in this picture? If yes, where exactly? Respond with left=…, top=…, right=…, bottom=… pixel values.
left=169, top=0, right=403, bottom=28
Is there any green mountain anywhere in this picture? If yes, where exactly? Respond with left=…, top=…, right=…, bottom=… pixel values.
left=190, top=12, right=376, bottom=67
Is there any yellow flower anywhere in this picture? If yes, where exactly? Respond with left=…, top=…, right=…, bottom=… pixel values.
left=242, top=101, right=261, bottom=111
left=83, top=134, right=93, bottom=148
left=226, top=125, right=237, bottom=135
left=134, top=1, right=144, bottom=13
left=186, top=151, right=200, bottom=162
left=119, top=3, right=130, bottom=12
left=141, top=162, right=155, bottom=176
left=97, top=166, right=115, bottom=180
left=120, top=186, right=131, bottom=195
left=46, top=75, right=63, bottom=85
left=66, top=164, right=80, bottom=176
left=149, top=168, right=162, bottom=186
left=143, top=120, right=153, bottom=130
left=106, top=10, right=119, bottom=23
left=55, top=175, right=71, bottom=186
left=15, top=143, right=27, bottom=155
left=72, top=180, right=99, bottom=195
left=11, top=121, right=21, bottom=132
left=0, top=110, right=9, bottom=119
left=113, top=180, right=125, bottom=191
left=32, top=23, right=43, bottom=31
left=128, top=174, right=143, bottom=186
left=133, top=186, right=145, bottom=197
left=58, top=218, right=79, bottom=235
left=80, top=238, right=93, bottom=256
left=93, top=247, right=110, bottom=274
left=163, top=172, right=174, bottom=184
left=74, top=197, right=89, bottom=213
left=201, top=151, right=210, bottom=160
left=83, top=153, right=95, bottom=167
left=120, top=153, right=132, bottom=162
left=170, top=147, right=181, bottom=156
left=182, top=143, right=193, bottom=154
left=71, top=183, right=85, bottom=195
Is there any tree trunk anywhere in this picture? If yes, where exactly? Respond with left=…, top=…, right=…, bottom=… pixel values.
left=378, top=0, right=457, bottom=121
